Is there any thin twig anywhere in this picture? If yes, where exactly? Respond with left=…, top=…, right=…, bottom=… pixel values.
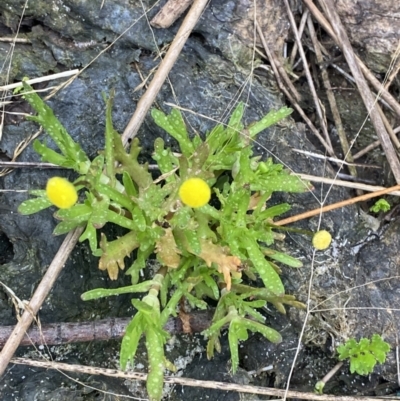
left=0, top=228, right=83, bottom=377
left=378, top=106, right=400, bottom=149
left=0, top=128, right=43, bottom=177
left=303, top=0, right=400, bottom=120
left=318, top=0, right=400, bottom=183
left=256, top=25, right=301, bottom=102
left=325, top=60, right=394, bottom=112
left=384, top=40, right=400, bottom=91
left=306, top=15, right=358, bottom=182
left=352, top=140, right=381, bottom=160
left=0, top=70, right=80, bottom=91
left=121, top=0, right=210, bottom=145
left=315, top=362, right=344, bottom=394
left=150, top=0, right=194, bottom=29
left=9, top=358, right=397, bottom=401
left=256, top=28, right=335, bottom=156
left=352, top=125, right=400, bottom=159
left=274, top=184, right=400, bottom=226
left=0, top=161, right=60, bottom=169
left=283, top=0, right=334, bottom=155
left=0, top=37, right=30, bottom=44
left=272, top=51, right=302, bottom=102
left=289, top=9, right=309, bottom=66
left=298, top=173, right=400, bottom=196
left=0, top=311, right=213, bottom=347
left=293, top=149, right=380, bottom=169
left=396, top=345, right=400, bottom=387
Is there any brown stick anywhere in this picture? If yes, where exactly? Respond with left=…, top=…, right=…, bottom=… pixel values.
left=0, top=228, right=83, bottom=376
left=303, top=0, right=400, bottom=120
left=383, top=41, right=400, bottom=91
left=283, top=0, right=333, bottom=155
left=318, top=0, right=400, bottom=183
left=274, top=184, right=400, bottom=226
left=289, top=9, right=309, bottom=66
left=306, top=15, right=357, bottom=182
left=150, top=0, right=194, bottom=29
left=256, top=25, right=335, bottom=157
left=378, top=106, right=400, bottom=149
left=256, top=24, right=301, bottom=102
left=121, top=0, right=209, bottom=145
left=9, top=357, right=396, bottom=401
left=0, top=311, right=214, bottom=347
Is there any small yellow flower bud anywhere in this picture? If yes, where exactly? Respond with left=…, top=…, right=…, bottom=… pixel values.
left=179, top=178, right=211, bottom=208
left=312, top=230, right=332, bottom=250
left=46, top=177, right=78, bottom=209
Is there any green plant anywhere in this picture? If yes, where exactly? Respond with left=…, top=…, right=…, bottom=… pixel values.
left=370, top=199, right=391, bottom=213
left=337, top=334, right=390, bottom=376
left=18, top=80, right=310, bottom=400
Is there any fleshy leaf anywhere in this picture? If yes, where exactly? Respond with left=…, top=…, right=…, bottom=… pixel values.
left=151, top=108, right=194, bottom=157
left=98, top=232, right=139, bottom=280
left=120, top=314, right=145, bottom=369
left=20, top=80, right=90, bottom=173
left=242, top=237, right=284, bottom=295
left=248, top=107, right=293, bottom=137
left=263, top=248, right=303, bottom=268
left=53, top=220, right=84, bottom=235
left=198, top=239, right=241, bottom=291
left=155, top=228, right=181, bottom=268
left=18, top=197, right=52, bottom=215
left=81, top=281, right=153, bottom=301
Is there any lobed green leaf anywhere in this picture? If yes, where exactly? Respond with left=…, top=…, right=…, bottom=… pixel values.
left=248, top=107, right=293, bottom=137
left=151, top=108, right=194, bottom=157
left=20, top=81, right=90, bottom=173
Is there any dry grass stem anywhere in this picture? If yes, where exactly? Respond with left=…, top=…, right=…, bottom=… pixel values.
left=306, top=15, right=358, bottom=184
left=255, top=24, right=301, bottom=102
left=256, top=29, right=334, bottom=156
left=275, top=184, right=400, bottom=226
left=121, top=0, right=210, bottom=145
left=352, top=140, right=381, bottom=160
left=384, top=40, right=400, bottom=90
left=378, top=106, right=400, bottom=148
left=0, top=128, right=43, bottom=177
left=0, top=37, right=30, bottom=43
left=0, top=161, right=60, bottom=169
left=0, top=228, right=83, bottom=377
left=304, top=0, right=400, bottom=120
left=0, top=70, right=80, bottom=92
left=289, top=9, right=309, bottom=66
left=293, top=149, right=380, bottom=169
left=283, top=0, right=333, bottom=155
left=9, top=357, right=396, bottom=401
left=319, top=0, right=400, bottom=183
left=298, top=173, right=400, bottom=196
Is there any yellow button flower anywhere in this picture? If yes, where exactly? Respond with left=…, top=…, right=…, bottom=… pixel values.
left=46, top=177, right=78, bottom=209
left=179, top=178, right=211, bottom=208
left=312, top=230, right=332, bottom=250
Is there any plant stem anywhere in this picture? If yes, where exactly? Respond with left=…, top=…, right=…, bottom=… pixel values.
left=315, top=361, right=344, bottom=394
